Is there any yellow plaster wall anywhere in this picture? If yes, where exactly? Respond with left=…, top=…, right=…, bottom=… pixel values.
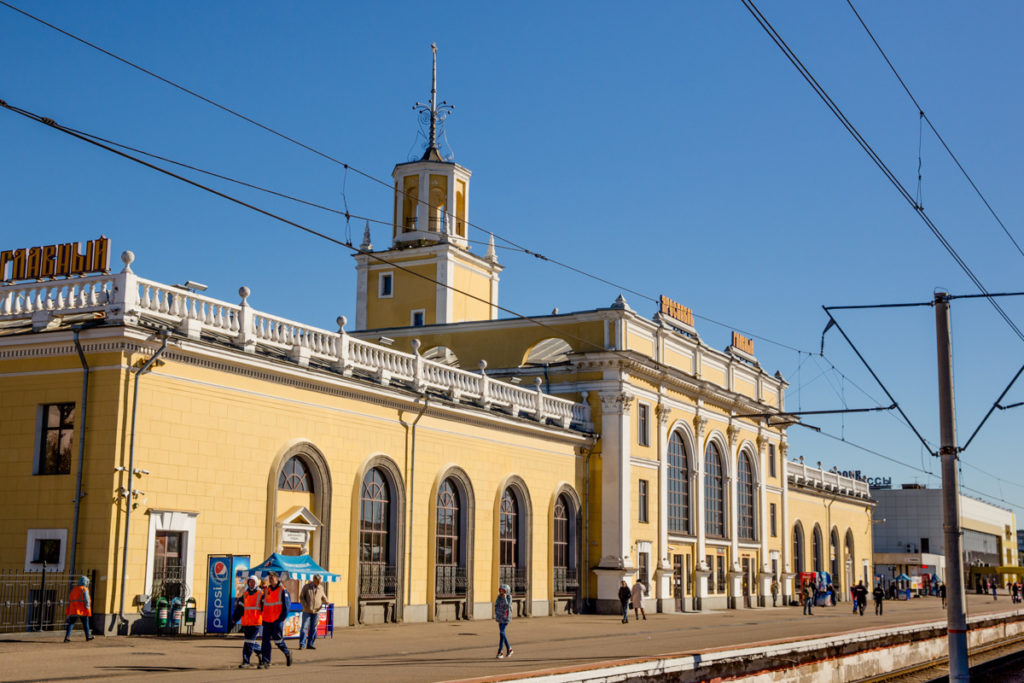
left=663, top=348, right=693, bottom=374
left=788, top=488, right=873, bottom=593
left=451, top=261, right=492, bottom=323
left=367, top=262, right=438, bottom=329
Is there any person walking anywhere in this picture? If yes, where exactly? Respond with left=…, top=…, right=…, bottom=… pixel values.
left=618, top=580, right=632, bottom=623
left=299, top=574, right=328, bottom=650
left=258, top=571, right=292, bottom=669
left=631, top=578, right=648, bottom=621
left=992, top=580, right=999, bottom=600
left=770, top=578, right=779, bottom=607
left=233, top=575, right=263, bottom=668
left=801, top=581, right=814, bottom=616
left=852, top=581, right=868, bottom=616
left=64, top=576, right=94, bottom=642
left=872, top=583, right=885, bottom=616
left=494, top=584, right=513, bottom=659
left=939, top=582, right=947, bottom=608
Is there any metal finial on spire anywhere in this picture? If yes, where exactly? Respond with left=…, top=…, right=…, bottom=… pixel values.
left=414, top=43, right=454, bottom=161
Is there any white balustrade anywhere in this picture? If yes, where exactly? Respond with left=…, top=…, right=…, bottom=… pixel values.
left=786, top=460, right=870, bottom=498
left=1, top=268, right=592, bottom=431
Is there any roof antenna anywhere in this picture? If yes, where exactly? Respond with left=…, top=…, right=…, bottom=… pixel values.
left=414, top=43, right=453, bottom=161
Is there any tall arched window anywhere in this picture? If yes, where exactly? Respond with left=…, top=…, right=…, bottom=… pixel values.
left=704, top=442, right=726, bottom=537
left=793, top=524, right=805, bottom=574
left=278, top=456, right=313, bottom=492
left=830, top=528, right=841, bottom=589
left=668, top=432, right=691, bottom=534
left=435, top=479, right=462, bottom=596
left=359, top=468, right=394, bottom=597
left=553, top=495, right=571, bottom=594
left=812, top=525, right=823, bottom=573
left=737, top=452, right=756, bottom=541
left=500, top=488, right=521, bottom=594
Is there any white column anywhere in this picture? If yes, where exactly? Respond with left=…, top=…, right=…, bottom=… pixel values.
left=757, top=435, right=771, bottom=606
left=727, top=426, right=740, bottom=608
left=655, top=404, right=672, bottom=612
left=780, top=442, right=793, bottom=600
left=595, top=391, right=634, bottom=607
left=694, top=413, right=709, bottom=605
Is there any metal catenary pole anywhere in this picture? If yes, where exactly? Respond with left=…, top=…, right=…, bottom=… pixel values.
left=935, top=291, right=969, bottom=681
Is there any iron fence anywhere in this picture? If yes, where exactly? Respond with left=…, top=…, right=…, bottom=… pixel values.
left=435, top=565, right=467, bottom=597
left=150, top=565, right=189, bottom=601
left=359, top=563, right=397, bottom=598
left=499, top=566, right=528, bottom=596
left=0, top=568, right=95, bottom=633
left=553, top=567, right=579, bottom=595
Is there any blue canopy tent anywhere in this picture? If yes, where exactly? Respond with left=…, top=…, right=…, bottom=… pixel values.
left=237, top=553, right=340, bottom=582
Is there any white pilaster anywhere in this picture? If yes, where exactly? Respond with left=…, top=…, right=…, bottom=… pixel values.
left=780, top=442, right=793, bottom=599
left=694, top=413, right=708, bottom=607
left=758, top=435, right=770, bottom=607
left=655, top=403, right=672, bottom=611
left=727, top=425, right=739, bottom=608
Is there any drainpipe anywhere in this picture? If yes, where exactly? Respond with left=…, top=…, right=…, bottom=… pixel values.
left=69, top=321, right=102, bottom=579
left=405, top=395, right=429, bottom=607
left=118, top=330, right=170, bottom=626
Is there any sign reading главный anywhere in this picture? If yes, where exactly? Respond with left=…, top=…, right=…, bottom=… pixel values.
left=0, top=236, right=110, bottom=283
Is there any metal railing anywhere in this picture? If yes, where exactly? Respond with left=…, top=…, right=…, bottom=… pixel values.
left=553, top=567, right=579, bottom=595
left=499, top=566, right=528, bottom=596
left=359, top=563, right=397, bottom=599
left=435, top=566, right=468, bottom=597
left=0, top=568, right=94, bottom=633
left=151, top=565, right=189, bottom=601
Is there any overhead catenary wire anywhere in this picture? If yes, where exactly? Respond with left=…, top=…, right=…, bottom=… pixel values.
left=741, top=0, right=1024, bottom=346
left=845, top=0, right=1024, bottom=262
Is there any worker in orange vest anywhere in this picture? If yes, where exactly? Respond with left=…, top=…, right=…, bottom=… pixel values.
left=258, top=571, right=292, bottom=669
left=64, top=575, right=95, bottom=642
left=232, top=575, right=263, bottom=668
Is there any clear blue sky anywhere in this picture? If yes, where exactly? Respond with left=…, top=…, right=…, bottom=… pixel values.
left=3, top=1, right=1024, bottom=516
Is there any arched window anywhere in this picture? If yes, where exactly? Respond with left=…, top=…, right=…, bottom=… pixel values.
left=793, top=524, right=805, bottom=574
left=278, top=456, right=313, bottom=492
left=553, top=496, right=569, bottom=571
left=704, top=442, right=726, bottom=537
left=830, top=528, right=841, bottom=589
left=359, top=468, right=394, bottom=597
left=668, top=432, right=691, bottom=534
left=500, top=488, right=522, bottom=594
left=435, top=479, right=463, bottom=596
left=812, top=525, right=823, bottom=573
left=737, top=451, right=756, bottom=541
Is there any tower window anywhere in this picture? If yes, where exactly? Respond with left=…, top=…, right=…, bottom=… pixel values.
left=378, top=273, right=393, bottom=298
left=411, top=309, right=425, bottom=327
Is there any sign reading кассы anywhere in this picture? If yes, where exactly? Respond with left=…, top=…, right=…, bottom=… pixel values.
left=0, top=236, right=110, bottom=283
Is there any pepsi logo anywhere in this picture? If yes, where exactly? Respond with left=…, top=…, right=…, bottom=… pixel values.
left=212, top=561, right=229, bottom=581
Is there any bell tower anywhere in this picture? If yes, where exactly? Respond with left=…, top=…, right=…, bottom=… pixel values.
left=354, top=44, right=503, bottom=331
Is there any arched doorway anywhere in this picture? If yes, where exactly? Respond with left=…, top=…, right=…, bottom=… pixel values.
left=497, top=477, right=532, bottom=617
left=552, top=485, right=582, bottom=614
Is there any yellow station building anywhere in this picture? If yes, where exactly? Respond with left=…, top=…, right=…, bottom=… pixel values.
left=0, top=75, right=874, bottom=632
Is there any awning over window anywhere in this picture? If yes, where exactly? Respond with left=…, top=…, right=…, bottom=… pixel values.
left=238, top=552, right=340, bottom=582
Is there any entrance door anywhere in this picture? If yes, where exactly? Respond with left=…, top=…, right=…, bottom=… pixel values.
left=672, top=555, right=684, bottom=611
left=741, top=557, right=752, bottom=608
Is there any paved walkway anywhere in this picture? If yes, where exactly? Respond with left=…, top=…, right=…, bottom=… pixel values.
left=1, top=594, right=1017, bottom=682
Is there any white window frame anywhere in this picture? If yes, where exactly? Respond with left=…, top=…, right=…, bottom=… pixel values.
left=25, top=528, right=68, bottom=571
left=378, top=272, right=394, bottom=298
left=637, top=402, right=650, bottom=447
left=144, top=510, right=198, bottom=605
left=411, top=309, right=426, bottom=327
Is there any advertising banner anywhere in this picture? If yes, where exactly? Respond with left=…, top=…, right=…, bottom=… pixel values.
left=206, top=555, right=233, bottom=634
left=205, top=554, right=250, bottom=634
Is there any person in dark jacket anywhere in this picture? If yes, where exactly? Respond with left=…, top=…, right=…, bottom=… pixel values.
left=494, top=584, right=513, bottom=659
left=872, top=583, right=885, bottom=615
left=258, top=572, right=292, bottom=669
left=618, top=580, right=632, bottom=623
left=852, top=581, right=868, bottom=616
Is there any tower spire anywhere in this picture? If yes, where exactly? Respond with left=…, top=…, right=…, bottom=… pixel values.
left=414, top=43, right=453, bottom=161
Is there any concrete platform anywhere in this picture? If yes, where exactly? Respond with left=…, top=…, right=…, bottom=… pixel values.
left=0, top=594, right=1018, bottom=682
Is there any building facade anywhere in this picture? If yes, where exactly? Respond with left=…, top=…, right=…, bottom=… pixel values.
left=872, top=485, right=1017, bottom=588
left=0, top=74, right=875, bottom=630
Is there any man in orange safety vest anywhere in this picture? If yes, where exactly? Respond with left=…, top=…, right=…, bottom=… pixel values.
left=64, top=575, right=95, bottom=642
left=258, top=571, right=292, bottom=669
left=232, top=575, right=263, bottom=668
